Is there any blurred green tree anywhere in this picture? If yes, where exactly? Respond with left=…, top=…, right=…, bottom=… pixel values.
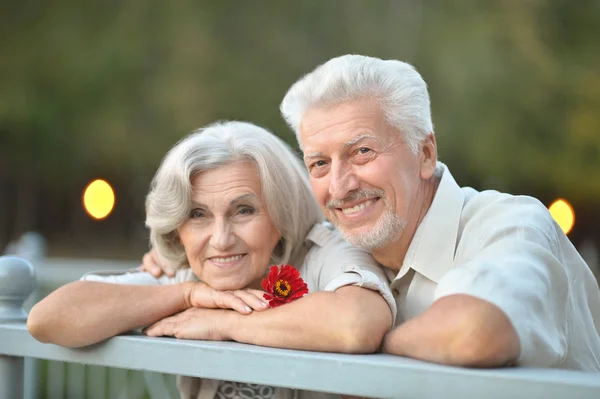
left=0, top=0, right=598, bottom=255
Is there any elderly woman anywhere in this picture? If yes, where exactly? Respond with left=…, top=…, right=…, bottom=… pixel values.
left=28, top=121, right=395, bottom=399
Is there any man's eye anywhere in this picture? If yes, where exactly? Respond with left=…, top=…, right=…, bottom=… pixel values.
left=358, top=147, right=371, bottom=154
left=313, top=160, right=327, bottom=168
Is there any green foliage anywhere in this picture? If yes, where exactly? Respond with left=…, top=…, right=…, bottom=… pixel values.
left=1, top=0, right=598, bottom=247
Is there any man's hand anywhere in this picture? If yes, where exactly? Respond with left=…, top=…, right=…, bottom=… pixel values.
left=139, top=248, right=177, bottom=277
left=185, top=282, right=269, bottom=315
left=143, top=308, right=233, bottom=341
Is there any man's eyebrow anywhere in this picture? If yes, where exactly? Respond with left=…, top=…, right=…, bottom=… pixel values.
left=303, top=134, right=378, bottom=161
left=343, top=133, right=378, bottom=149
left=303, top=152, right=323, bottom=161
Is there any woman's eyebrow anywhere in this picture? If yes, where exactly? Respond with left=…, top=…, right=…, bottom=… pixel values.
left=189, top=194, right=258, bottom=210
left=229, top=193, right=258, bottom=206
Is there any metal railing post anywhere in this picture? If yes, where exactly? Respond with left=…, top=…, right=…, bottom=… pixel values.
left=0, top=255, right=36, bottom=399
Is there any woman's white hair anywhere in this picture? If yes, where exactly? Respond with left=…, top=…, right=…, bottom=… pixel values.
left=280, top=54, right=435, bottom=154
left=146, top=121, right=324, bottom=268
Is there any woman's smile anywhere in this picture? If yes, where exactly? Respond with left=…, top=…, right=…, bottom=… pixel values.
left=207, top=253, right=247, bottom=268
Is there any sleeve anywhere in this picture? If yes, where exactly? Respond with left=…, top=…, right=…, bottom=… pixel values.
left=435, top=196, right=569, bottom=367
left=81, top=269, right=162, bottom=285
left=308, top=234, right=397, bottom=325
left=81, top=268, right=195, bottom=286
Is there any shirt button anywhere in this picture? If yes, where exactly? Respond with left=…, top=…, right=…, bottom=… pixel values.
left=392, top=288, right=400, bottom=297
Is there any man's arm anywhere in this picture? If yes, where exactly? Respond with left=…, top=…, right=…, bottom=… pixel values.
left=383, top=197, right=570, bottom=368
left=145, top=285, right=393, bottom=354
left=382, top=294, right=520, bottom=367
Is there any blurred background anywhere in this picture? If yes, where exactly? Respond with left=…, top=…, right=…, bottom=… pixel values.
left=2, top=2, right=599, bottom=397
left=1, top=0, right=599, bottom=262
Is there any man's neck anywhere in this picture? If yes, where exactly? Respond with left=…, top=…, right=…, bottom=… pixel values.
left=372, top=175, right=441, bottom=272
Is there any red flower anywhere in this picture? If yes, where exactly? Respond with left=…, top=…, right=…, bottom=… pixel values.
left=261, top=264, right=309, bottom=308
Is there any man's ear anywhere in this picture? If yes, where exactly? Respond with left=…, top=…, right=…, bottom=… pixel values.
left=420, top=133, right=438, bottom=180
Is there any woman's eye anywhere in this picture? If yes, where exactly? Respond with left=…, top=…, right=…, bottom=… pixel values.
left=237, top=206, right=255, bottom=216
left=190, top=209, right=205, bottom=218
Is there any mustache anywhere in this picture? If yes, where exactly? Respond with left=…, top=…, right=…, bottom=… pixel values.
left=326, top=188, right=385, bottom=210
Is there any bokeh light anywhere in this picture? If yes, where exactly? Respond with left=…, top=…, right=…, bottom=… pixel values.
left=83, top=179, right=115, bottom=220
left=548, top=199, right=575, bottom=235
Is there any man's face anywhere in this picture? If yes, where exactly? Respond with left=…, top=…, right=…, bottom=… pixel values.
left=299, top=99, right=432, bottom=250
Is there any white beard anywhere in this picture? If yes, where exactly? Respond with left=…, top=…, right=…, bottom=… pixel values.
left=332, top=209, right=406, bottom=250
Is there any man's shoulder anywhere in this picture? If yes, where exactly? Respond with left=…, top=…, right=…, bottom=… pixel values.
left=306, top=221, right=343, bottom=248
left=304, top=222, right=372, bottom=259
left=460, top=188, right=556, bottom=237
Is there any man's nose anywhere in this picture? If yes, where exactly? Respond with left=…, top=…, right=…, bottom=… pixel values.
left=329, top=161, right=360, bottom=200
left=209, top=219, right=236, bottom=251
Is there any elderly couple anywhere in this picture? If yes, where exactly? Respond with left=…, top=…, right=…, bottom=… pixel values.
left=29, top=55, right=600, bottom=398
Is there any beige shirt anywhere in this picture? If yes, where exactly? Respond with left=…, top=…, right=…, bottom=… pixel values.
left=84, top=222, right=396, bottom=399
left=387, top=163, right=600, bottom=371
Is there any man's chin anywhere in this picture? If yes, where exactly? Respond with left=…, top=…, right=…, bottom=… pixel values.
left=334, top=215, right=405, bottom=250
left=343, top=233, right=385, bottom=250
left=329, top=212, right=379, bottom=232
left=332, top=220, right=374, bottom=238
left=338, top=226, right=385, bottom=250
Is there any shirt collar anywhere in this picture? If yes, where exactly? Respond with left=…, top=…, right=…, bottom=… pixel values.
left=393, top=163, right=465, bottom=283
left=304, top=221, right=334, bottom=247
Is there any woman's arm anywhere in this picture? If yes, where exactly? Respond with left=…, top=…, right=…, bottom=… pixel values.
left=145, top=285, right=393, bottom=354
left=27, top=279, right=268, bottom=348
left=27, top=281, right=191, bottom=347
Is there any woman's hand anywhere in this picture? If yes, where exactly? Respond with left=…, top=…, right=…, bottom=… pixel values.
left=139, top=248, right=178, bottom=277
left=144, top=307, right=233, bottom=340
left=139, top=248, right=270, bottom=314
left=186, top=282, right=269, bottom=315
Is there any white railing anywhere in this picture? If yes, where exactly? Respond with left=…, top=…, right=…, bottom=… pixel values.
left=2, top=256, right=600, bottom=399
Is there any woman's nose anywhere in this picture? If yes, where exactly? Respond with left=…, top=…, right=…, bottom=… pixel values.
left=209, top=219, right=236, bottom=250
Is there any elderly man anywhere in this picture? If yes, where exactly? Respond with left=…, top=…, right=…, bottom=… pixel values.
left=279, top=54, right=600, bottom=371
left=142, top=55, right=600, bottom=371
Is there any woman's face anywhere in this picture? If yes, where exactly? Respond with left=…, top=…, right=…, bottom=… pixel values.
left=177, top=161, right=281, bottom=290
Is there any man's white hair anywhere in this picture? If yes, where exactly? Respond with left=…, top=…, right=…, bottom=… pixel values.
left=280, top=54, right=434, bottom=154
left=145, top=121, right=324, bottom=268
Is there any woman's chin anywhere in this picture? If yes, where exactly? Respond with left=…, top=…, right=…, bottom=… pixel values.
left=206, top=277, right=251, bottom=291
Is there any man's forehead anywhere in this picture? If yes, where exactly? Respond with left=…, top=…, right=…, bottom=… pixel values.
left=301, top=106, right=382, bottom=132
left=299, top=100, right=387, bottom=142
